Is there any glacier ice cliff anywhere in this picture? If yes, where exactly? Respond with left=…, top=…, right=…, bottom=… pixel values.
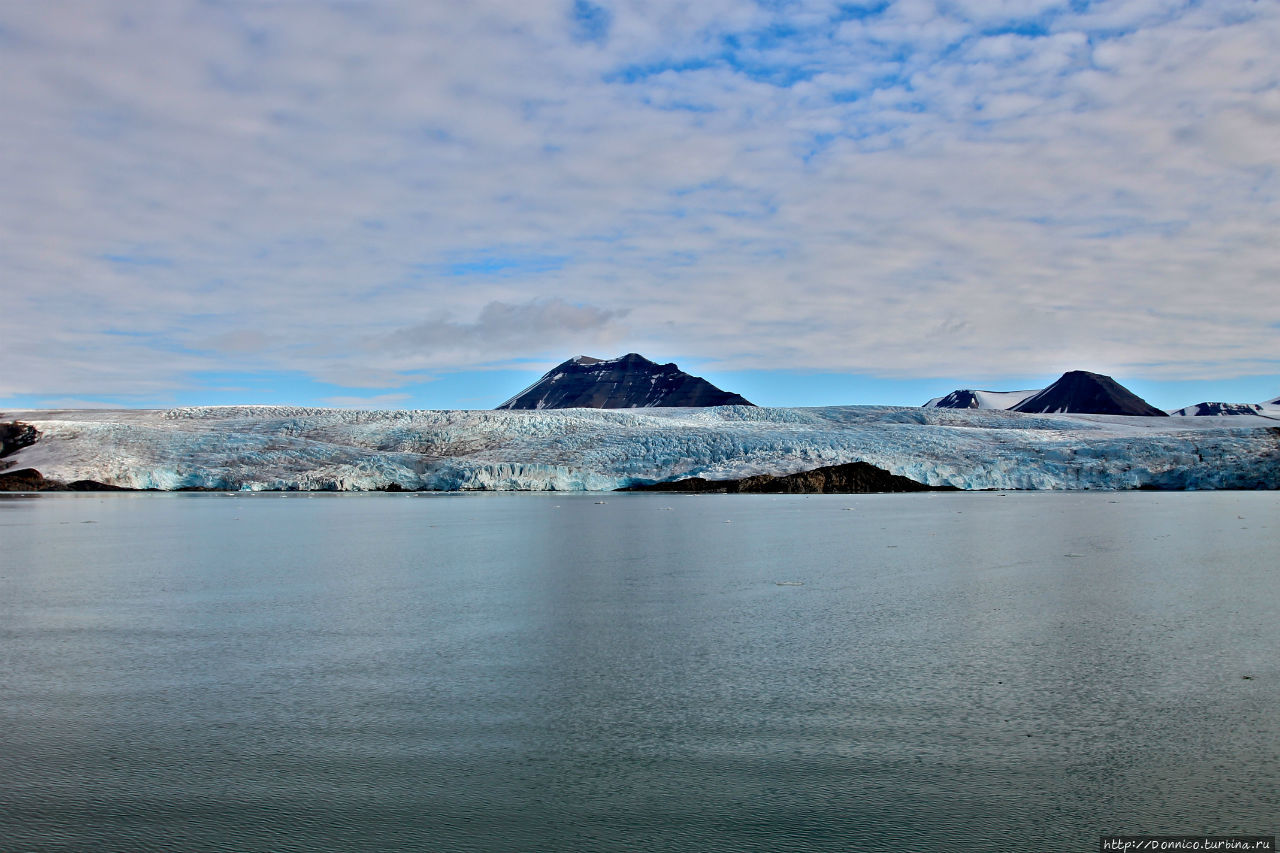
left=2, top=405, right=1278, bottom=491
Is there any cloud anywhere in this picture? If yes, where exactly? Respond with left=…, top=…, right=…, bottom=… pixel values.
left=1, top=0, right=1278, bottom=404
left=382, top=297, right=629, bottom=363
left=197, top=330, right=271, bottom=354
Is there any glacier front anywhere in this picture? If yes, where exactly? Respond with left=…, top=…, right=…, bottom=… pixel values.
left=3, top=404, right=1279, bottom=491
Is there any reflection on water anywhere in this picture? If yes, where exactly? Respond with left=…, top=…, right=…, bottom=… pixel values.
left=1, top=491, right=1277, bottom=852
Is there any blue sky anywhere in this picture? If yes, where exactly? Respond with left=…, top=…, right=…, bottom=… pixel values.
left=1, top=0, right=1278, bottom=411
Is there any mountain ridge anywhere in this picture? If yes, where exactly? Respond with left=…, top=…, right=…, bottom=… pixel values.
left=926, top=370, right=1167, bottom=416
left=922, top=389, right=1039, bottom=410
left=1169, top=402, right=1279, bottom=418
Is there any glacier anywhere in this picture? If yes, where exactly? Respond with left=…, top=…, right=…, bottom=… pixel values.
left=3, top=404, right=1279, bottom=492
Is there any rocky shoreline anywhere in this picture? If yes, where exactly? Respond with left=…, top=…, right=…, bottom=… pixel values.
left=1, top=461, right=948, bottom=494
left=0, top=467, right=127, bottom=492
left=619, top=461, right=955, bottom=493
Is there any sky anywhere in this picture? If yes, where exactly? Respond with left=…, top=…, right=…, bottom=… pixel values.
left=1, top=0, right=1278, bottom=411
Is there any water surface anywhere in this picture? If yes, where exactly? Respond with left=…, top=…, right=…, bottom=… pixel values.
left=1, top=491, right=1276, bottom=851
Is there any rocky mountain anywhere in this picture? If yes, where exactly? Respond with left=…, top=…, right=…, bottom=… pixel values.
left=1169, top=402, right=1274, bottom=417
left=923, top=389, right=1038, bottom=410
left=497, top=353, right=753, bottom=409
left=926, top=371, right=1167, bottom=416
left=1010, top=371, right=1167, bottom=416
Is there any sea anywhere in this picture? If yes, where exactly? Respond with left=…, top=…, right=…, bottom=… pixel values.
left=1, top=490, right=1276, bottom=852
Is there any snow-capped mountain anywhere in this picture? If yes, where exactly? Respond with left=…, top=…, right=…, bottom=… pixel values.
left=3, top=404, right=1277, bottom=492
left=1168, top=402, right=1277, bottom=418
left=497, top=353, right=753, bottom=409
left=1011, top=371, right=1167, bottom=416
left=923, top=389, right=1038, bottom=409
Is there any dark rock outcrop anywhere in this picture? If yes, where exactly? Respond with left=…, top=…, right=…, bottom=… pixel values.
left=0, top=467, right=127, bottom=492
left=0, top=421, right=39, bottom=467
left=0, top=468, right=49, bottom=491
left=63, top=478, right=129, bottom=491
left=619, top=461, right=953, bottom=493
left=498, top=353, right=753, bottom=409
left=1011, top=371, right=1167, bottom=416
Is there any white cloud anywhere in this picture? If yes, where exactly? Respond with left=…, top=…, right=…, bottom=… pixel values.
left=1, top=0, right=1278, bottom=401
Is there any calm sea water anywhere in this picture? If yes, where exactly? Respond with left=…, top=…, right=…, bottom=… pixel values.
left=1, top=491, right=1276, bottom=852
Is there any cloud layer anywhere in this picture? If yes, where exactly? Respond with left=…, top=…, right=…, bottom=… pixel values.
left=1, top=0, right=1277, bottom=401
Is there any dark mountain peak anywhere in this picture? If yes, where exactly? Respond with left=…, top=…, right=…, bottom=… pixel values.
left=1011, top=370, right=1167, bottom=416
left=497, top=354, right=754, bottom=410
left=926, top=390, right=981, bottom=409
